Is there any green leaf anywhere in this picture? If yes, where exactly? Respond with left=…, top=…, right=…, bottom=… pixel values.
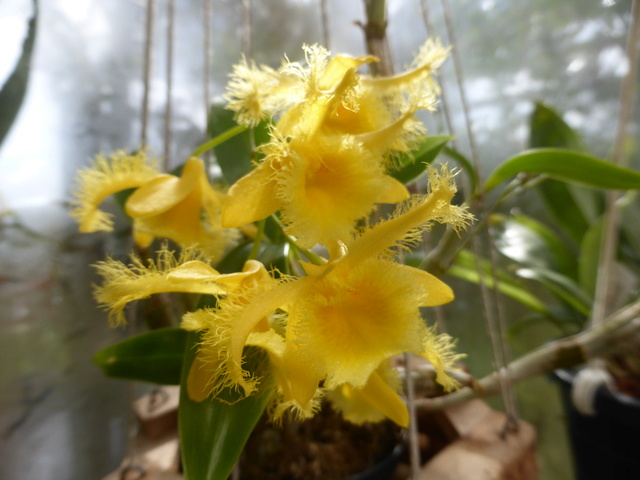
left=528, top=102, right=584, bottom=151
left=515, top=267, right=592, bottom=316
left=507, top=310, right=580, bottom=343
left=447, top=250, right=551, bottom=316
left=0, top=0, right=38, bottom=150
left=93, top=327, right=188, bottom=385
left=207, top=103, right=271, bottom=184
left=578, top=218, right=603, bottom=298
left=391, top=136, right=452, bottom=184
left=535, top=180, right=591, bottom=244
left=179, top=332, right=273, bottom=480
left=484, top=149, right=640, bottom=192
left=490, top=213, right=577, bottom=278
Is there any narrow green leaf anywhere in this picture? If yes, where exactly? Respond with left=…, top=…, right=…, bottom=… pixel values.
left=526, top=102, right=601, bottom=243
left=207, top=103, right=271, bottom=184
left=506, top=311, right=578, bottom=342
left=0, top=0, right=38, bottom=149
left=484, top=149, right=640, bottom=192
left=391, top=136, right=452, bottom=184
left=515, top=267, right=592, bottom=316
left=535, top=180, right=591, bottom=244
left=93, top=327, right=188, bottom=385
left=528, top=102, right=584, bottom=151
left=179, top=332, right=273, bottom=480
left=447, top=253, right=550, bottom=316
left=578, top=218, right=603, bottom=298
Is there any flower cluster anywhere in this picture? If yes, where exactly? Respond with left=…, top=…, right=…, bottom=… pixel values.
left=74, top=40, right=472, bottom=428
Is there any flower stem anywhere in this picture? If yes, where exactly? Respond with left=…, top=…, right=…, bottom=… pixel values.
left=191, top=124, right=247, bottom=157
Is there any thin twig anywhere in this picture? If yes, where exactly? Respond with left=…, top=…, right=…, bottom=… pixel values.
left=415, top=299, right=640, bottom=410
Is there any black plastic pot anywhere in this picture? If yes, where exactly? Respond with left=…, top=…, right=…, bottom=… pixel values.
left=553, top=369, right=640, bottom=480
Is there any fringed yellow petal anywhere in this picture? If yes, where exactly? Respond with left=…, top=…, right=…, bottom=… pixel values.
left=94, top=246, right=224, bottom=326
left=126, top=158, right=202, bottom=217
left=167, top=261, right=221, bottom=281
left=357, top=370, right=408, bottom=427
left=187, top=350, right=216, bottom=402
left=224, top=56, right=297, bottom=127
left=132, top=225, right=155, bottom=248
left=395, top=263, right=453, bottom=306
left=221, top=162, right=280, bottom=228
left=345, top=165, right=473, bottom=268
left=70, top=150, right=159, bottom=232
left=419, top=327, right=465, bottom=392
left=198, top=278, right=301, bottom=397
left=377, top=176, right=410, bottom=204
left=357, top=109, right=426, bottom=156
left=181, top=308, right=215, bottom=332
left=318, top=54, right=375, bottom=91
left=244, top=330, right=322, bottom=422
left=212, top=259, right=270, bottom=291
left=328, top=369, right=408, bottom=427
left=361, top=38, right=450, bottom=96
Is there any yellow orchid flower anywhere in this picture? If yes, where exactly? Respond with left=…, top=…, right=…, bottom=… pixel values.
left=222, top=133, right=409, bottom=248
left=71, top=152, right=236, bottom=259
left=126, top=157, right=236, bottom=259
left=204, top=166, right=471, bottom=414
left=226, top=40, right=448, bottom=145
left=70, top=150, right=159, bottom=232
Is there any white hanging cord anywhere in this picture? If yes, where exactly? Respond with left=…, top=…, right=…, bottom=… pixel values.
left=574, top=0, right=640, bottom=416
left=319, top=0, right=331, bottom=48
left=203, top=0, right=212, bottom=128
left=202, top=0, right=214, bottom=170
left=418, top=0, right=455, bottom=152
left=141, top=0, right=155, bottom=148
left=163, top=0, right=175, bottom=170
left=241, top=0, right=252, bottom=58
left=436, top=0, right=520, bottom=429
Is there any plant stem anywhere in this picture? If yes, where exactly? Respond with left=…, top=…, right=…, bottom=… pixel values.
left=415, top=299, right=640, bottom=410
left=361, top=0, right=393, bottom=76
left=191, top=124, right=247, bottom=157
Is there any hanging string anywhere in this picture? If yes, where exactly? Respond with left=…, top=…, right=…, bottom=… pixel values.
left=163, top=0, right=175, bottom=170
left=202, top=0, right=213, bottom=169
left=319, top=0, right=331, bottom=48
left=241, top=0, right=252, bottom=58
left=140, top=0, right=155, bottom=148
left=418, top=0, right=455, bottom=152
left=435, top=0, right=520, bottom=429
